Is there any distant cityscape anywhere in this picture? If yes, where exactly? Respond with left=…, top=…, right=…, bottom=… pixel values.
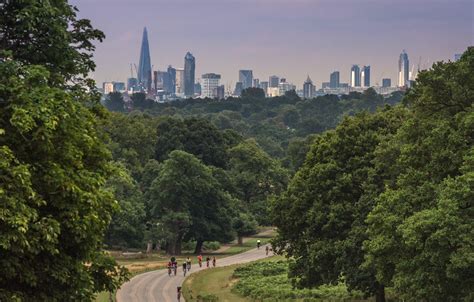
left=101, top=27, right=464, bottom=101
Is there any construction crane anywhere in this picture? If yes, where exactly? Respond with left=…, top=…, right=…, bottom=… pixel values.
left=130, top=63, right=134, bottom=78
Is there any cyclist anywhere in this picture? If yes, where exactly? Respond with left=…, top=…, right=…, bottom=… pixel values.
left=257, top=239, right=261, bottom=249
left=206, top=256, right=210, bottom=268
left=177, top=286, right=182, bottom=301
left=167, top=261, right=173, bottom=277
left=173, top=260, right=178, bottom=276
left=182, top=262, right=187, bottom=277
left=186, top=257, right=192, bottom=271
left=212, top=256, right=216, bottom=267
left=197, top=254, right=203, bottom=267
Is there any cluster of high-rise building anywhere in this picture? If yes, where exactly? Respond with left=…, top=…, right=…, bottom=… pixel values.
left=102, top=28, right=448, bottom=101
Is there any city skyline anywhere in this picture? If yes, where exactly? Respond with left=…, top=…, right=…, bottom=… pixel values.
left=71, top=0, right=473, bottom=88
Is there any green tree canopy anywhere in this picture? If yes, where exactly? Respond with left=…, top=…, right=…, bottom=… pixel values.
left=146, top=151, right=234, bottom=254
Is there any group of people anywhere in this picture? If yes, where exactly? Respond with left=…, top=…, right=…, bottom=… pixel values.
left=167, top=255, right=217, bottom=278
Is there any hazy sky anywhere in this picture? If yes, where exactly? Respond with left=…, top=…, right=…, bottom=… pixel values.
left=71, top=0, right=473, bottom=89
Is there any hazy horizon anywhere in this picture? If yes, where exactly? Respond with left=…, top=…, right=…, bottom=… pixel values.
left=71, top=0, right=473, bottom=89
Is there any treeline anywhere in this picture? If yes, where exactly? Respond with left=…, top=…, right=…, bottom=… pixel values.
left=105, top=88, right=403, bottom=167
left=271, top=48, right=474, bottom=302
left=101, top=115, right=287, bottom=253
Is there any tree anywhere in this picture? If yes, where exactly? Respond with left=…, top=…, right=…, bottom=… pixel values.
left=155, top=117, right=233, bottom=168
left=0, top=0, right=104, bottom=85
left=271, top=108, right=408, bottom=302
left=233, top=213, right=258, bottom=245
left=364, top=48, right=474, bottom=302
left=228, top=139, right=288, bottom=224
left=104, top=92, right=125, bottom=112
left=0, top=60, right=127, bottom=300
left=241, top=87, right=266, bottom=99
left=0, top=1, right=127, bottom=299
left=131, top=92, right=154, bottom=111
left=104, top=163, right=146, bottom=249
left=146, top=151, right=234, bottom=255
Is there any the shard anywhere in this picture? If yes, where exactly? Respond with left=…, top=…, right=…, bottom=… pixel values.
left=138, top=27, right=152, bottom=93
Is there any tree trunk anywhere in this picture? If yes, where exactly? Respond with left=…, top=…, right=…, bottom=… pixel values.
left=194, top=240, right=204, bottom=254
left=166, top=239, right=176, bottom=255
left=175, top=233, right=183, bottom=255
left=146, top=241, right=153, bottom=255
left=238, top=235, right=243, bottom=245
left=375, top=284, right=386, bottom=302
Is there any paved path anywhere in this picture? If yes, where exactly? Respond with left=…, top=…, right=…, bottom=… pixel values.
left=116, top=245, right=272, bottom=302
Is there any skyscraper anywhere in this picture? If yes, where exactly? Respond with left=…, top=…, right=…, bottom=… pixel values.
left=175, top=68, right=185, bottom=95
left=137, top=27, right=152, bottom=93
left=303, top=76, right=315, bottom=98
left=184, top=52, right=195, bottom=97
left=201, top=73, right=221, bottom=98
left=382, top=78, right=391, bottom=88
left=361, top=65, right=371, bottom=87
left=269, top=75, right=279, bottom=88
left=167, top=66, right=176, bottom=94
left=398, top=50, right=409, bottom=87
left=239, top=70, right=253, bottom=89
left=330, top=71, right=340, bottom=88
left=350, top=65, right=361, bottom=87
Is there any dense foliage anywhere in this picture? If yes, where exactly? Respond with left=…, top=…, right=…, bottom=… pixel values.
left=0, top=1, right=127, bottom=300
left=232, top=261, right=365, bottom=301
left=271, top=48, right=474, bottom=301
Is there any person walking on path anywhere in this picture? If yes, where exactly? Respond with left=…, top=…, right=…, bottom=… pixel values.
left=212, top=256, right=216, bottom=267
left=265, top=245, right=269, bottom=256
left=197, top=254, right=203, bottom=267
left=206, top=256, right=210, bottom=268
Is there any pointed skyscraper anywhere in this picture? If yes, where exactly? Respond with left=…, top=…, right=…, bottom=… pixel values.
left=138, top=27, right=152, bottom=93
left=184, top=52, right=195, bottom=97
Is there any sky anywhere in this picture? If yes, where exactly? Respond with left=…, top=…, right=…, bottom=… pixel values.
left=71, top=0, right=473, bottom=89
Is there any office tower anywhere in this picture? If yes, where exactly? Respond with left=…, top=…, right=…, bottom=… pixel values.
left=175, top=68, right=185, bottom=95
left=113, top=82, right=126, bottom=93
left=201, top=73, right=221, bottom=98
left=398, top=50, right=409, bottom=87
left=239, top=70, right=253, bottom=89
left=194, top=83, right=202, bottom=96
left=361, top=65, right=371, bottom=87
left=213, top=85, right=225, bottom=100
left=253, top=78, right=260, bottom=88
left=260, top=81, right=269, bottom=95
left=127, top=78, right=138, bottom=91
left=167, top=66, right=176, bottom=94
left=278, top=78, right=294, bottom=95
left=454, top=53, right=462, bottom=61
left=329, top=71, right=340, bottom=88
left=350, top=65, right=361, bottom=87
left=322, top=82, right=330, bottom=89
left=269, top=75, right=279, bottom=87
left=137, top=27, right=152, bottom=93
left=184, top=52, right=195, bottom=97
left=303, top=76, right=315, bottom=98
left=154, top=71, right=170, bottom=92
left=382, top=78, right=391, bottom=88
left=103, top=82, right=114, bottom=94
left=234, top=82, right=243, bottom=96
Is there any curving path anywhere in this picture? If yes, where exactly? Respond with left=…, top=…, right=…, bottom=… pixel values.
left=116, top=244, right=272, bottom=302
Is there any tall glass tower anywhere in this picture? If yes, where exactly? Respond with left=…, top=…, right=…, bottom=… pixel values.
left=361, top=65, right=371, bottom=87
left=239, top=70, right=253, bottom=89
left=398, top=50, right=409, bottom=87
left=138, top=27, right=152, bottom=93
left=350, top=65, right=361, bottom=87
left=184, top=52, right=195, bottom=97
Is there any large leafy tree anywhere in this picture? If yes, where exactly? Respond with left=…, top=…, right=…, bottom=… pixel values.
left=0, top=1, right=127, bottom=300
left=271, top=108, right=408, bottom=302
left=146, top=151, right=234, bottom=254
left=155, top=117, right=236, bottom=168
left=365, top=48, right=474, bottom=302
left=229, top=139, right=288, bottom=224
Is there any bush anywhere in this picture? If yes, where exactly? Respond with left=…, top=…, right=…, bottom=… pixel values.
left=232, top=261, right=364, bottom=301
